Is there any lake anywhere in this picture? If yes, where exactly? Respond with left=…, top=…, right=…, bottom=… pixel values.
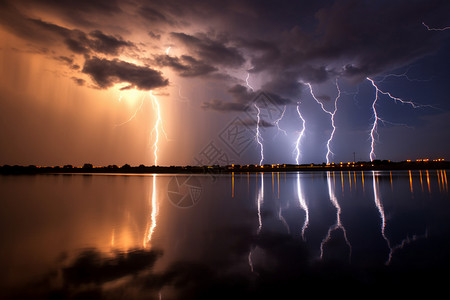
left=1, top=170, right=450, bottom=299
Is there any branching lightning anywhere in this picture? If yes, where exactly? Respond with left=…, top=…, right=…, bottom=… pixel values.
left=115, top=93, right=146, bottom=127
left=327, top=79, right=341, bottom=163
left=273, top=105, right=288, bottom=137
left=366, top=77, right=433, bottom=161
left=307, top=80, right=340, bottom=164
left=422, top=22, right=450, bottom=31
left=295, top=103, right=306, bottom=165
left=254, top=103, right=264, bottom=165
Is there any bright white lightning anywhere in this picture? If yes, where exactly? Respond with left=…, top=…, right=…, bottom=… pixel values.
left=165, top=46, right=171, bottom=55
left=366, top=77, right=432, bottom=161
left=368, top=80, right=380, bottom=162
left=327, top=79, right=341, bottom=164
left=296, top=172, right=309, bottom=240
left=307, top=81, right=340, bottom=164
left=246, top=73, right=254, bottom=91
left=320, top=172, right=352, bottom=261
left=254, top=103, right=264, bottom=165
left=422, top=21, right=450, bottom=31
left=295, top=103, right=306, bottom=165
left=150, top=91, right=162, bottom=166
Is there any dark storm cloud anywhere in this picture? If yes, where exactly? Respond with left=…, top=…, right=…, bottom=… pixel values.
left=202, top=84, right=292, bottom=112
left=88, top=30, right=134, bottom=55
left=153, top=54, right=217, bottom=77
left=25, top=0, right=122, bottom=27
left=31, top=19, right=135, bottom=55
left=138, top=6, right=175, bottom=26
left=170, top=32, right=245, bottom=68
left=82, top=57, right=169, bottom=90
left=1, top=0, right=449, bottom=101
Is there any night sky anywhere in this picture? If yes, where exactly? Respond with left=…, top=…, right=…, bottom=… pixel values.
left=0, top=0, right=449, bottom=166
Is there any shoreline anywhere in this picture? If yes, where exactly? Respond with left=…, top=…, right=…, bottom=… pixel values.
left=1, top=160, right=449, bottom=175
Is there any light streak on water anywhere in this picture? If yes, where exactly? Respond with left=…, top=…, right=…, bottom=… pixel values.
left=296, top=173, right=309, bottom=240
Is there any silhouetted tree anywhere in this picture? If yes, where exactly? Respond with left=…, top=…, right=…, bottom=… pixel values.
left=83, top=163, right=93, bottom=169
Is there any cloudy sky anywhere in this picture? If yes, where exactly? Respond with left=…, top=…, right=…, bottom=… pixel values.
left=0, top=0, right=449, bottom=166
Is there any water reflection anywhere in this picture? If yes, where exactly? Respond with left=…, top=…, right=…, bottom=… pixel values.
left=144, top=174, right=159, bottom=248
left=1, top=170, right=450, bottom=299
left=296, top=172, right=309, bottom=239
left=320, top=172, right=351, bottom=261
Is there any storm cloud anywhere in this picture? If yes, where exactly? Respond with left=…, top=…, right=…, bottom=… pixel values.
left=153, top=54, right=217, bottom=77
left=1, top=0, right=449, bottom=101
left=82, top=57, right=169, bottom=90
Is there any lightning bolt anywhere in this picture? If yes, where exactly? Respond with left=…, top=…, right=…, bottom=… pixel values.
left=165, top=46, right=171, bottom=55
left=295, top=103, right=306, bottom=165
left=327, top=79, right=341, bottom=164
left=366, top=77, right=433, bottom=161
left=320, top=172, right=352, bottom=261
left=115, top=93, right=146, bottom=127
left=149, top=91, right=165, bottom=166
left=273, top=105, right=288, bottom=137
left=246, top=73, right=254, bottom=91
left=254, top=103, right=264, bottom=165
left=307, top=80, right=340, bottom=164
left=422, top=21, right=450, bottom=31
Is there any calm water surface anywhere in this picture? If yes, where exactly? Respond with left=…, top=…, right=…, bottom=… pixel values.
left=1, top=170, right=450, bottom=299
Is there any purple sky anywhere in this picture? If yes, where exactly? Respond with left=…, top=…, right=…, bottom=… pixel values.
left=0, top=0, right=449, bottom=166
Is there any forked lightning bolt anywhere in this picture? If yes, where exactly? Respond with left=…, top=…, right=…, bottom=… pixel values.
left=115, top=93, right=146, bottom=127
left=422, top=22, right=450, bottom=31
left=366, top=77, right=433, bottom=161
left=307, top=80, right=340, bottom=164
left=273, top=105, right=287, bottom=137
